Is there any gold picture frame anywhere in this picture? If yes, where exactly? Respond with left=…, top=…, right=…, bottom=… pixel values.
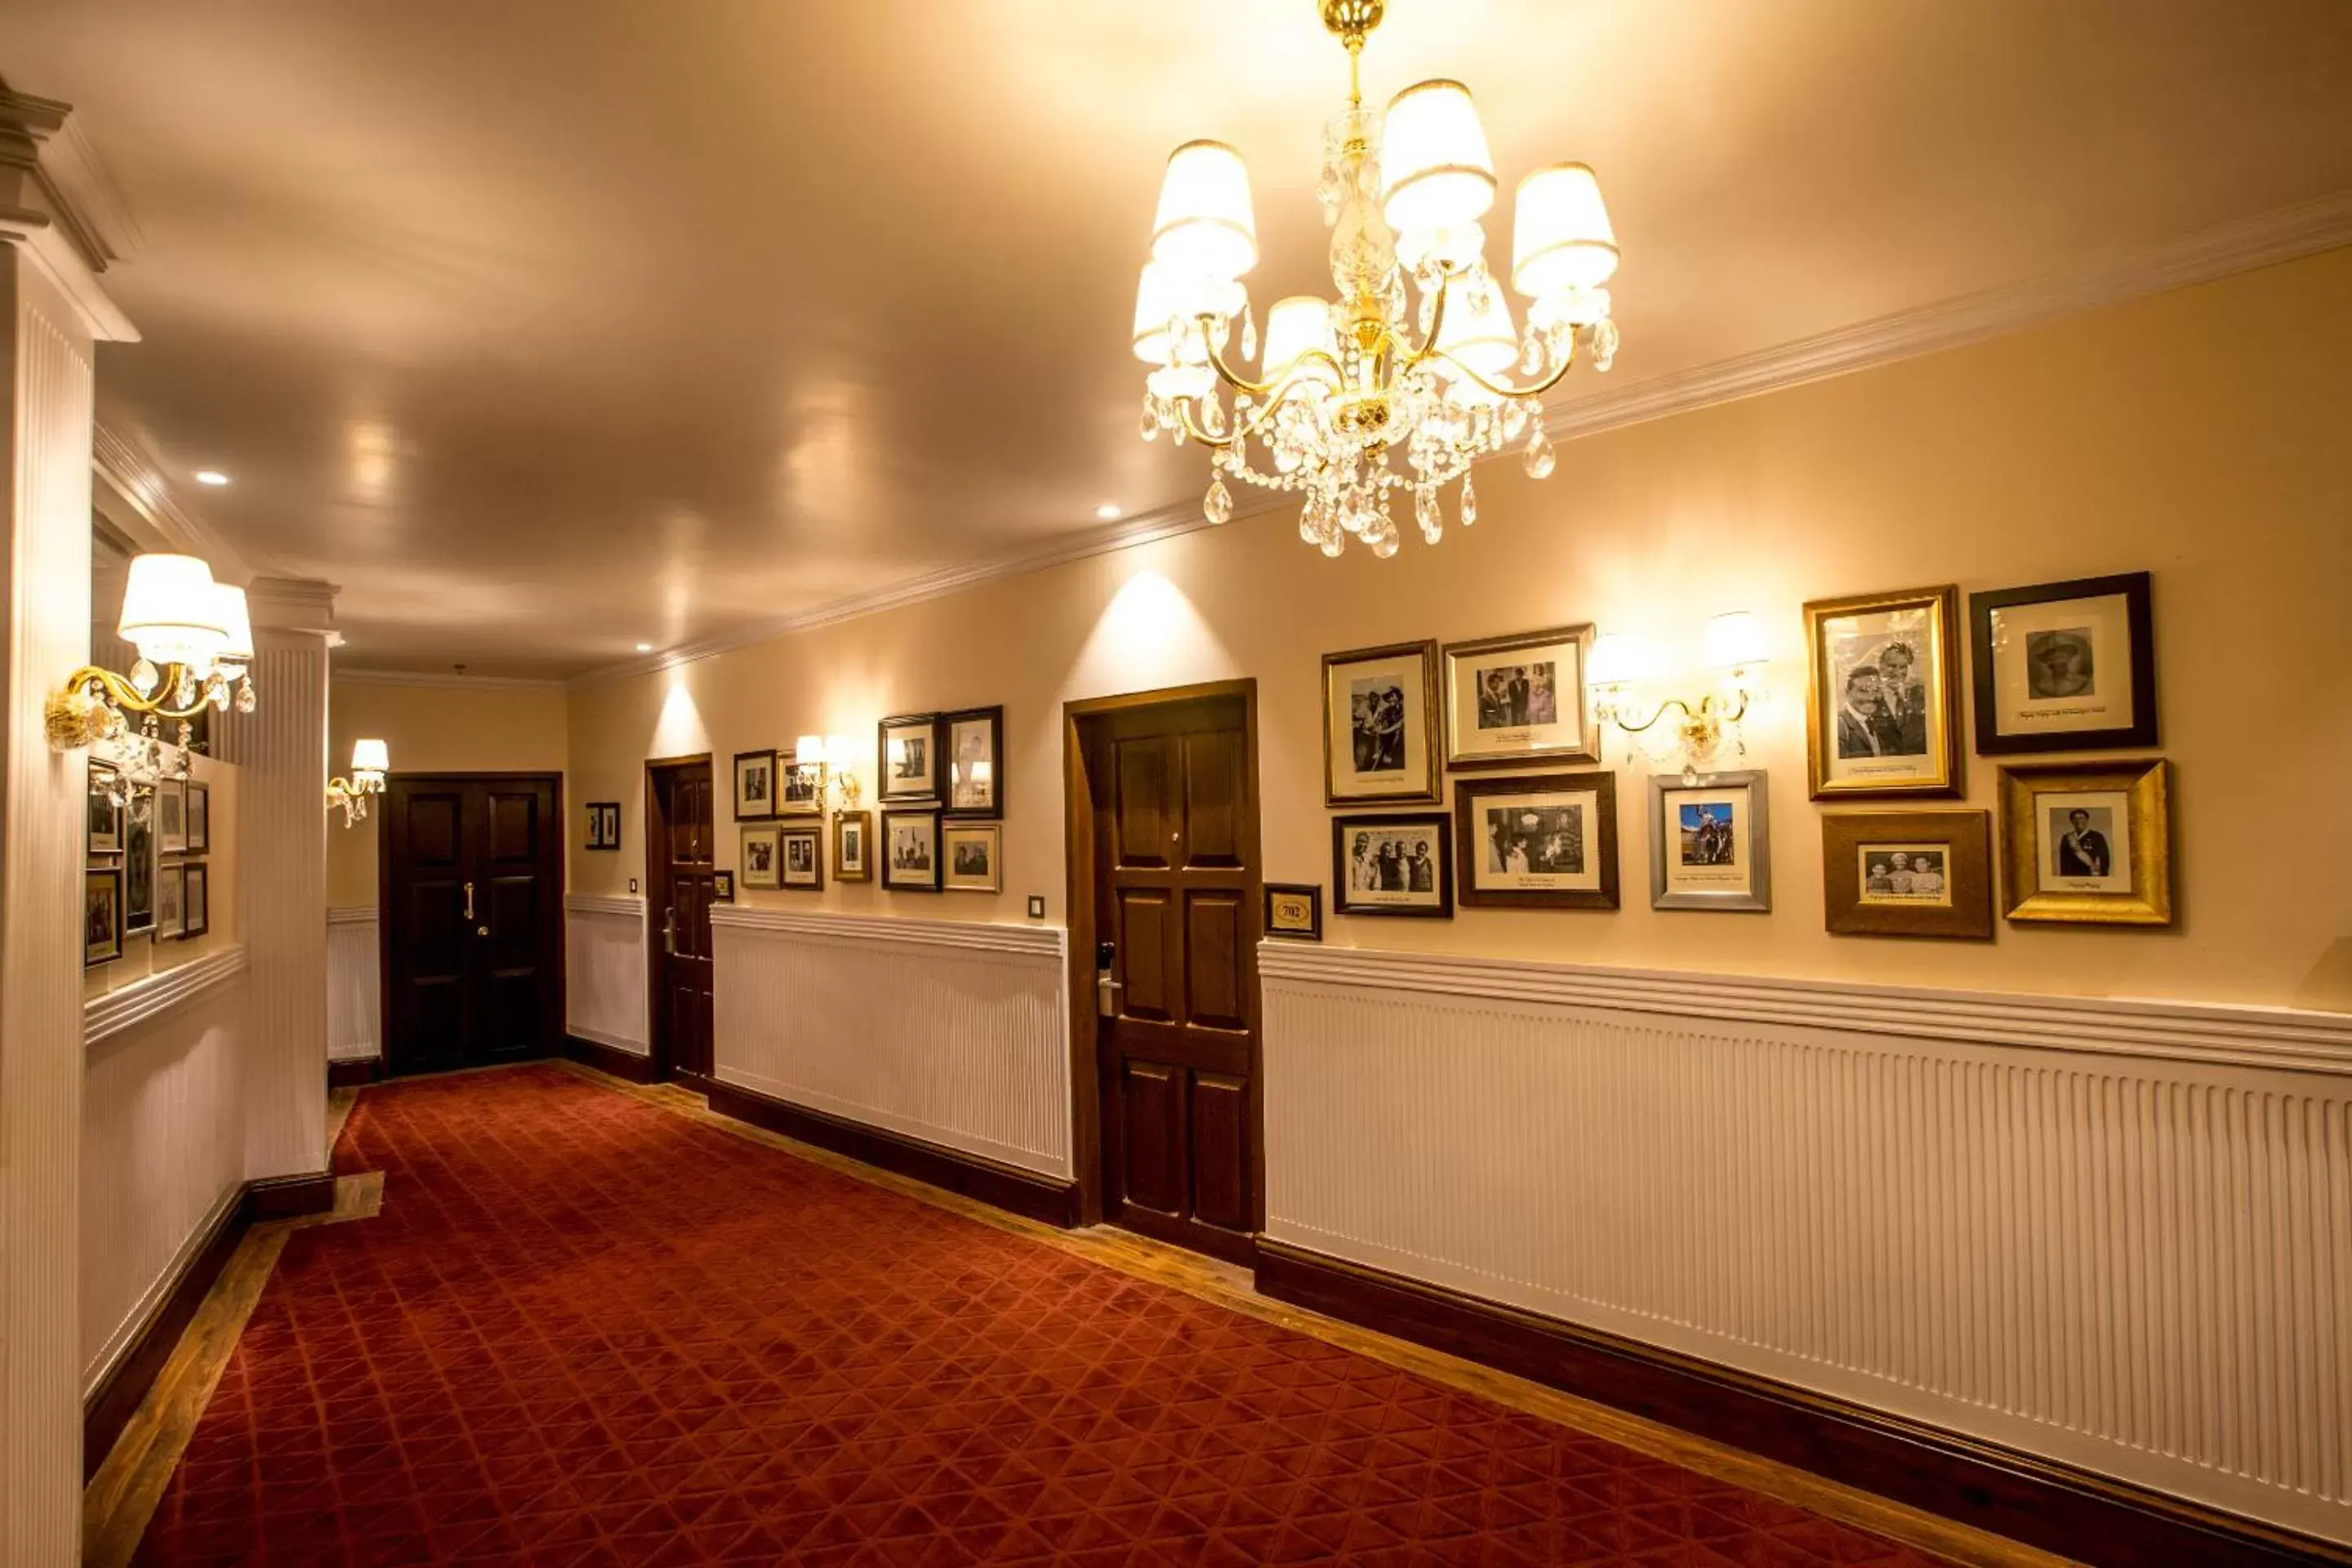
left=1803, top=585, right=1962, bottom=800
left=832, top=810, right=873, bottom=882
left=1998, top=759, right=2172, bottom=925
left=1820, top=809, right=1993, bottom=939
left=1321, top=640, right=1441, bottom=806
left=1439, top=624, right=1597, bottom=772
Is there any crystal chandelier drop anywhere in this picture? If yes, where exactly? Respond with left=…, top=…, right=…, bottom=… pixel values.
left=1133, top=0, right=1621, bottom=559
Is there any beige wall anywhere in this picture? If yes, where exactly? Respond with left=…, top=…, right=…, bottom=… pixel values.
left=327, top=677, right=569, bottom=907
left=568, top=247, right=2352, bottom=1013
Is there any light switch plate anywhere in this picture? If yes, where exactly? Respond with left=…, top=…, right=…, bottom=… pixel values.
left=1027, top=896, right=1046, bottom=920
left=628, top=878, right=639, bottom=895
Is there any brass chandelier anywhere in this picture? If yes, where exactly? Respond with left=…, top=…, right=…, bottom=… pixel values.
left=1134, top=0, right=1621, bottom=557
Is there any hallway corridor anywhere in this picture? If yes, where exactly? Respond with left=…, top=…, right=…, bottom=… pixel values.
left=124, top=1067, right=1955, bottom=1566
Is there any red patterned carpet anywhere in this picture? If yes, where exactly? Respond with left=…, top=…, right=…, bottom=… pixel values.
left=138, top=1066, right=1953, bottom=1566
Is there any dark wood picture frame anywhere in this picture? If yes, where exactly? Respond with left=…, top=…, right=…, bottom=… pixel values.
left=180, top=862, right=210, bottom=938
left=777, top=749, right=824, bottom=816
left=1263, top=882, right=1324, bottom=941
left=1820, top=808, right=1993, bottom=939
left=880, top=808, right=943, bottom=891
left=833, top=810, right=872, bottom=882
left=941, top=705, right=1005, bottom=820
left=1451, top=770, right=1620, bottom=911
left=1321, top=639, right=1442, bottom=806
left=878, top=713, right=942, bottom=804
left=1440, top=623, right=1600, bottom=772
left=1970, top=572, right=2158, bottom=755
left=586, top=800, right=622, bottom=849
left=84, top=864, right=122, bottom=967
left=711, top=870, right=736, bottom=902
left=1330, top=813, right=1454, bottom=919
left=731, top=749, right=779, bottom=821
left=87, top=761, right=122, bottom=857
left=1997, top=757, right=2172, bottom=926
left=185, top=780, right=210, bottom=853
left=1803, top=584, right=1964, bottom=801
left=122, top=792, right=155, bottom=935
left=779, top=823, right=826, bottom=891
left=738, top=822, right=782, bottom=889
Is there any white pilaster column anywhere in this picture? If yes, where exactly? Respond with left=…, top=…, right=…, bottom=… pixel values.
left=0, top=87, right=135, bottom=1566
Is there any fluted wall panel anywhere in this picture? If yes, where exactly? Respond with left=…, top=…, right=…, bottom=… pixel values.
left=327, top=906, right=380, bottom=1062
left=1259, top=943, right=2352, bottom=1544
left=566, top=894, right=647, bottom=1054
left=710, top=909, right=1069, bottom=1176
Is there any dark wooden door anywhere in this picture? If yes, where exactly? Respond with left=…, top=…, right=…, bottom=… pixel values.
left=1086, top=693, right=1262, bottom=1264
left=381, top=774, right=564, bottom=1076
left=647, top=758, right=716, bottom=1085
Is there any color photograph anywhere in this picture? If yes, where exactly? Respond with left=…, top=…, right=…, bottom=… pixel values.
left=1649, top=772, right=1769, bottom=911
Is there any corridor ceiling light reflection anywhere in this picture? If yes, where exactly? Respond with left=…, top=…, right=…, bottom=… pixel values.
left=1096, top=503, right=1124, bottom=520
left=193, top=470, right=231, bottom=487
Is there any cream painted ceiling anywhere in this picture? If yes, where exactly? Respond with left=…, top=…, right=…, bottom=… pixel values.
left=9, top=1, right=2352, bottom=678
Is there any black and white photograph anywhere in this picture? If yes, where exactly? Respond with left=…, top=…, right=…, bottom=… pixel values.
left=124, top=796, right=155, bottom=934
left=1452, top=771, right=1619, bottom=909
left=780, top=824, right=824, bottom=889
left=1649, top=772, right=1771, bottom=912
left=1998, top=760, right=2172, bottom=925
left=834, top=810, right=872, bottom=882
left=88, top=762, right=122, bottom=856
left=182, top=862, right=210, bottom=938
left=86, top=866, right=123, bottom=966
left=1322, top=641, right=1440, bottom=804
left=880, top=714, right=940, bottom=803
left=779, top=751, right=822, bottom=814
left=942, top=823, right=1000, bottom=893
left=944, top=706, right=1004, bottom=818
left=1805, top=586, right=1961, bottom=799
left=1855, top=845, right=1952, bottom=907
left=1441, top=626, right=1597, bottom=771
left=2038, top=797, right=2131, bottom=893
left=1331, top=813, right=1453, bottom=917
left=733, top=749, right=779, bottom=821
left=156, top=862, right=186, bottom=942
left=187, top=781, right=211, bottom=853
left=157, top=777, right=189, bottom=854
left=739, top=823, right=782, bottom=889
left=1971, top=573, right=2156, bottom=755
left=586, top=801, right=621, bottom=850
left=882, top=809, right=942, bottom=890
left=1822, top=810, right=1993, bottom=938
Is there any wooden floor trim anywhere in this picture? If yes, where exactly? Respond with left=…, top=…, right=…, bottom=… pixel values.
left=326, top=1057, right=381, bottom=1089
left=79, top=1188, right=247, bottom=1483
left=1255, top=1239, right=2349, bottom=1568
left=562, top=1032, right=656, bottom=1084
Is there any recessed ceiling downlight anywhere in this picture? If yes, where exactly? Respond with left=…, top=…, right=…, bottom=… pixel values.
left=194, top=470, right=231, bottom=487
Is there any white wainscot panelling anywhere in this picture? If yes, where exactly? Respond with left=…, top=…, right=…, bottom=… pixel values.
left=710, top=908, right=1069, bottom=1178
left=82, top=947, right=250, bottom=1393
left=567, top=894, right=648, bottom=1055
left=1259, top=944, right=2352, bottom=1545
left=327, top=906, right=380, bottom=1062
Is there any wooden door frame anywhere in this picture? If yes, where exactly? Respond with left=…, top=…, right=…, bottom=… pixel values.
left=642, top=753, right=711, bottom=1084
left=1061, top=679, right=1263, bottom=1230
left=373, top=769, right=568, bottom=1075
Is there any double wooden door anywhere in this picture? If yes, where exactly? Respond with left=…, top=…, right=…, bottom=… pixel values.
left=381, top=774, right=564, bottom=1076
left=1079, top=689, right=1263, bottom=1264
left=646, top=758, right=716, bottom=1085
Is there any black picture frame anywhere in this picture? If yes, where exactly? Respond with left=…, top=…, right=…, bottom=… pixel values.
left=878, top=714, right=942, bottom=804
left=586, top=800, right=621, bottom=849
left=881, top=808, right=943, bottom=891
left=1330, top=813, right=1454, bottom=919
left=84, top=865, right=122, bottom=967
left=732, top=750, right=779, bottom=821
left=87, top=762, right=122, bottom=857
left=1969, top=572, right=2158, bottom=755
left=186, top=780, right=211, bottom=853
left=711, top=870, right=736, bottom=902
left=941, top=705, right=1004, bottom=820
left=1264, top=882, right=1324, bottom=941
left=1451, top=770, right=1620, bottom=911
left=779, top=824, right=826, bottom=891
left=181, top=862, right=210, bottom=938
left=123, top=793, right=155, bottom=935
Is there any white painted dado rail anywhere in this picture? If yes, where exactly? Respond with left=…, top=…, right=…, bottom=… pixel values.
left=709, top=906, right=1069, bottom=1177
left=84, top=945, right=250, bottom=1050
left=1258, top=941, right=2352, bottom=1543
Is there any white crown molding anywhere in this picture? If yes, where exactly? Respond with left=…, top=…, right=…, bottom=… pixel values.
left=325, top=906, right=377, bottom=927
left=709, top=904, right=1065, bottom=960
left=564, top=893, right=645, bottom=918
left=0, top=89, right=139, bottom=341
left=91, top=421, right=250, bottom=577
left=83, top=944, right=250, bottom=1051
left=334, top=666, right=568, bottom=693
left=245, top=576, right=340, bottom=635
left=568, top=189, right=2352, bottom=692
left=1257, top=942, right=2352, bottom=1079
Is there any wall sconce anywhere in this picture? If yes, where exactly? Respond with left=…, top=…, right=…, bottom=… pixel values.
left=1588, top=612, right=1770, bottom=782
left=47, top=553, right=257, bottom=753
left=794, top=733, right=863, bottom=811
left=327, top=737, right=390, bottom=826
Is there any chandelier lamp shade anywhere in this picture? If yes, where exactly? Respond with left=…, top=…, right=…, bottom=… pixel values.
left=1131, top=0, right=1621, bottom=558
left=46, top=551, right=259, bottom=754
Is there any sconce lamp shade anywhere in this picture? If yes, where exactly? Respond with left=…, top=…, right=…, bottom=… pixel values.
left=1585, top=630, right=1660, bottom=688
left=795, top=734, right=825, bottom=761
left=1261, top=296, right=1341, bottom=388
left=350, top=737, right=390, bottom=775
left=210, top=582, right=256, bottom=666
left=1704, top=611, right=1769, bottom=671
left=118, top=554, right=229, bottom=669
left=1152, top=140, right=1258, bottom=282
left=1512, top=163, right=1619, bottom=298
left=825, top=735, right=858, bottom=771
left=1381, top=80, right=1497, bottom=236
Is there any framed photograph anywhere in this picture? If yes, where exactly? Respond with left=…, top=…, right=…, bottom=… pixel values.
left=85, top=866, right=122, bottom=967
left=156, top=777, right=189, bottom=854
left=1441, top=624, right=1597, bottom=771
left=186, top=782, right=210, bottom=853
left=1971, top=572, right=2156, bottom=755
left=123, top=795, right=155, bottom=934
left=1998, top=759, right=2172, bottom=925
left=1265, top=883, right=1323, bottom=941
left=87, top=763, right=122, bottom=856
left=181, top=862, right=209, bottom=938
left=780, top=823, right=825, bottom=890
left=1649, top=771, right=1771, bottom=912
left=739, top=823, right=783, bottom=890
left=1322, top=641, right=1441, bottom=805
left=1820, top=809, right=1993, bottom=939
left=732, top=749, right=778, bottom=821
left=155, top=862, right=187, bottom=942
left=586, top=801, right=621, bottom=849
left=942, top=823, right=1001, bottom=893
left=881, top=808, right=942, bottom=891
left=711, top=870, right=735, bottom=902
left=1452, top=771, right=1619, bottom=910
left=778, top=750, right=824, bottom=816
left=880, top=714, right=941, bottom=804
left=1332, top=813, right=1454, bottom=918
left=833, top=810, right=872, bottom=882
left=943, top=706, right=1004, bottom=819
left=600, top=803, right=621, bottom=848
left=1803, top=585, right=1962, bottom=800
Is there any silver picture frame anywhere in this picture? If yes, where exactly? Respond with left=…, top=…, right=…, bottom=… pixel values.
left=1647, top=770, right=1771, bottom=913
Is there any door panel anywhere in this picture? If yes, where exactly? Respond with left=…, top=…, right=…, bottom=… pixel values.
left=648, top=759, right=716, bottom=1083
left=1087, top=692, right=1261, bottom=1264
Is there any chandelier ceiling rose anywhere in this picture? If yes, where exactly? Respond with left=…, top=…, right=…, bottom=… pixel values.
left=1133, top=0, right=1621, bottom=559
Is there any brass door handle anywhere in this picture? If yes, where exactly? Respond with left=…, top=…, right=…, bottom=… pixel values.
left=663, top=907, right=678, bottom=956
left=462, top=881, right=475, bottom=921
